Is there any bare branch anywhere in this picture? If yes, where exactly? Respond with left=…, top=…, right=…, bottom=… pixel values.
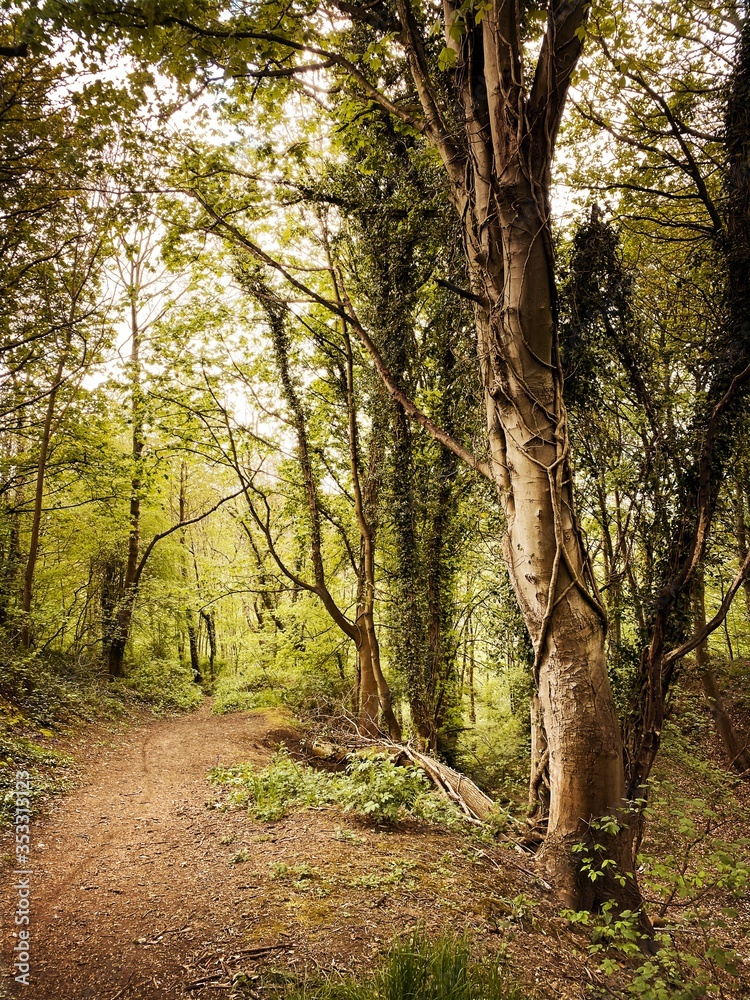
left=663, top=549, right=750, bottom=669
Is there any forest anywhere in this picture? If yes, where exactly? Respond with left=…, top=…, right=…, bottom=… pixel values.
left=1, top=0, right=750, bottom=998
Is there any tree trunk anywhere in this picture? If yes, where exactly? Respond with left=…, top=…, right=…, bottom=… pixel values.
left=107, top=257, right=144, bottom=677
left=466, top=196, right=634, bottom=907
left=735, top=481, right=750, bottom=617
left=390, top=400, right=434, bottom=747
left=695, top=569, right=750, bottom=776
left=357, top=636, right=380, bottom=737
left=186, top=611, right=201, bottom=682
left=180, top=463, right=201, bottom=683
left=20, top=340, right=70, bottom=648
left=200, top=608, right=217, bottom=677
left=101, top=556, right=124, bottom=674
left=527, top=692, right=550, bottom=840
left=108, top=637, right=127, bottom=678
left=343, top=327, right=402, bottom=741
left=0, top=493, right=23, bottom=627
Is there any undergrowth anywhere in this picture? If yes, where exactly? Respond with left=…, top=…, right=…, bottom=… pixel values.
left=563, top=701, right=750, bottom=1000
left=210, top=749, right=464, bottom=826
left=0, top=733, right=75, bottom=823
left=244, top=932, right=526, bottom=1000
left=113, top=656, right=203, bottom=713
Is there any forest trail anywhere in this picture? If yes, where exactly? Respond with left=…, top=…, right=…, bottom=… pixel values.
left=0, top=704, right=584, bottom=1000
left=0, top=705, right=291, bottom=999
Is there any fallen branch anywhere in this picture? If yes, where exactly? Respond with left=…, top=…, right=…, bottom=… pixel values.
left=308, top=733, right=495, bottom=822
left=185, top=974, right=226, bottom=992
left=396, top=745, right=494, bottom=822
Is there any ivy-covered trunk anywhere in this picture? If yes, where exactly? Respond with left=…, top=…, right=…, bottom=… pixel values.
left=385, top=0, right=644, bottom=908
left=467, top=205, right=635, bottom=907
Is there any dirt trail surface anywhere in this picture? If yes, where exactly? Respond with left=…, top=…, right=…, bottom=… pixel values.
left=0, top=705, right=286, bottom=998
left=0, top=704, right=588, bottom=1000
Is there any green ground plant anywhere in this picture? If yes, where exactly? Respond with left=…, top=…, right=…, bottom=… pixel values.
left=210, top=749, right=464, bottom=827
left=562, top=776, right=749, bottom=999
left=269, top=932, right=526, bottom=1000
left=0, top=734, right=75, bottom=823
left=114, top=656, right=203, bottom=713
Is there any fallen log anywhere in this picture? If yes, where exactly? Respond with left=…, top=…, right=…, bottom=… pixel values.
left=304, top=735, right=495, bottom=823
left=396, top=746, right=494, bottom=822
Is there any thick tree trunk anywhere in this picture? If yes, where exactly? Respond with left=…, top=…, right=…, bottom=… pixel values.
left=466, top=197, right=634, bottom=907
left=345, top=0, right=644, bottom=912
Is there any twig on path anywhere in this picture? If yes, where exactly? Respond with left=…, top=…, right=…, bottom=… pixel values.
left=145, top=922, right=192, bottom=944
left=185, top=973, right=225, bottom=991
left=107, top=977, right=150, bottom=1000
left=232, top=943, right=287, bottom=957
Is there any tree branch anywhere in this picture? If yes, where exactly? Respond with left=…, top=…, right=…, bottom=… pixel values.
left=337, top=280, right=494, bottom=480
left=529, top=0, right=589, bottom=153
left=663, top=549, right=750, bottom=669
left=193, top=195, right=493, bottom=481
left=133, top=489, right=243, bottom=587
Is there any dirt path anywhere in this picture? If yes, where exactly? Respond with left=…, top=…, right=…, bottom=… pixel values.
left=0, top=703, right=592, bottom=1000
left=0, top=704, right=288, bottom=999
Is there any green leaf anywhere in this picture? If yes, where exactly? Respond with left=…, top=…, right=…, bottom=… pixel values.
left=437, top=47, right=457, bottom=71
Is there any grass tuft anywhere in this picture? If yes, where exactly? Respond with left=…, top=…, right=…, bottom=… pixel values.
left=280, top=933, right=526, bottom=1000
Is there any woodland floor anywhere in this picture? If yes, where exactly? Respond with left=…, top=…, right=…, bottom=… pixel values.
left=0, top=701, right=608, bottom=1000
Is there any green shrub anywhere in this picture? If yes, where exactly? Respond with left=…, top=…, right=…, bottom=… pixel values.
left=210, top=653, right=350, bottom=718
left=212, top=751, right=330, bottom=821
left=0, top=643, right=109, bottom=726
left=210, top=750, right=463, bottom=826
left=336, top=753, right=436, bottom=825
left=116, top=657, right=203, bottom=712
left=212, top=672, right=283, bottom=715
left=563, top=785, right=750, bottom=1000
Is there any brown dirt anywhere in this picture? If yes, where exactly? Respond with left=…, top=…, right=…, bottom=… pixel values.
left=0, top=703, right=595, bottom=1000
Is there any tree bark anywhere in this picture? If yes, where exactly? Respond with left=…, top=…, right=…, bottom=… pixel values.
left=20, top=336, right=71, bottom=648
left=108, top=257, right=144, bottom=678
left=466, top=222, right=633, bottom=906
left=392, top=0, right=638, bottom=907
left=695, top=569, right=750, bottom=776
left=357, top=636, right=380, bottom=738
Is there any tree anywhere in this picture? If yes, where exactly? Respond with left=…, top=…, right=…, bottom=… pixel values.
left=560, top=3, right=750, bottom=806
left=187, top=262, right=402, bottom=738
left=34, top=0, right=750, bottom=912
